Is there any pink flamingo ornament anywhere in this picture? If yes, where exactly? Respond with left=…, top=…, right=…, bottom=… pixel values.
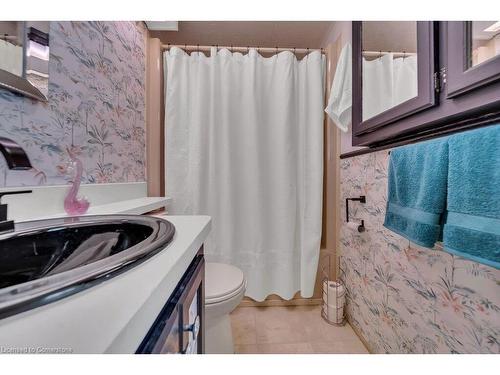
left=64, top=151, right=90, bottom=215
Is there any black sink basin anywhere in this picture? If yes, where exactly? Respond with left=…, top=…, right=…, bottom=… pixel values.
left=0, top=215, right=175, bottom=319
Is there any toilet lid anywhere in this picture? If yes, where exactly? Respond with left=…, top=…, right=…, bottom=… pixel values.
left=205, top=262, right=245, bottom=303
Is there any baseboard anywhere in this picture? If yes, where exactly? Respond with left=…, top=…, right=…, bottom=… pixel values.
left=238, top=297, right=323, bottom=307
left=345, top=315, right=373, bottom=354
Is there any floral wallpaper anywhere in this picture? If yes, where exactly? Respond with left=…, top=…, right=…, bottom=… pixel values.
left=0, top=21, right=146, bottom=187
left=340, top=150, right=500, bottom=354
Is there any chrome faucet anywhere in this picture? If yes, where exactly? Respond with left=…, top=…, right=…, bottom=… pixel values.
left=0, top=136, right=32, bottom=170
left=0, top=136, right=33, bottom=233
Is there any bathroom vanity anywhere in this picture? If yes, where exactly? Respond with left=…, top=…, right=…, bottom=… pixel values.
left=0, top=138, right=208, bottom=353
left=0, top=214, right=211, bottom=353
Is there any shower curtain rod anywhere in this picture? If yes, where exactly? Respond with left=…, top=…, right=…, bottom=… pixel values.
left=363, top=50, right=417, bottom=58
left=161, top=44, right=325, bottom=55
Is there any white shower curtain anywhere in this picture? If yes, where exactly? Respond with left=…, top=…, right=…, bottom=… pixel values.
left=164, top=47, right=325, bottom=301
left=362, top=54, right=418, bottom=120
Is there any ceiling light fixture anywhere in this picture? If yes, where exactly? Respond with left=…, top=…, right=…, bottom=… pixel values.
left=144, top=21, right=179, bottom=31
left=483, top=21, right=500, bottom=33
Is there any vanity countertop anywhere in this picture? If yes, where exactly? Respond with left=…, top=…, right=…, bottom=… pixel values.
left=0, top=215, right=211, bottom=354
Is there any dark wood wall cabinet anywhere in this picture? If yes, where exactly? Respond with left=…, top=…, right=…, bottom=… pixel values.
left=351, top=21, right=500, bottom=148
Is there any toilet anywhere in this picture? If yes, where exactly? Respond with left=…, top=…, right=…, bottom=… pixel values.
left=204, top=262, right=246, bottom=354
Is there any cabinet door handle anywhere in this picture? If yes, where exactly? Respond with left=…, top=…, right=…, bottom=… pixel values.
left=183, top=315, right=200, bottom=341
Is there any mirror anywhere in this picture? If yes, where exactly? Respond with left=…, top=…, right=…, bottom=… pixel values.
left=0, top=21, right=49, bottom=101
left=467, top=21, right=500, bottom=68
left=361, top=21, right=418, bottom=121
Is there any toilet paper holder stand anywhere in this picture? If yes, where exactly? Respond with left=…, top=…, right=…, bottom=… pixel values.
left=345, top=195, right=366, bottom=232
left=321, top=254, right=347, bottom=326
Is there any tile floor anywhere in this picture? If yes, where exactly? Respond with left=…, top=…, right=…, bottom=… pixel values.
left=229, top=305, right=369, bottom=354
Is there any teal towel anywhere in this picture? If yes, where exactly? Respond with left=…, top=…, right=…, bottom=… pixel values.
left=443, top=125, right=500, bottom=269
left=383, top=138, right=449, bottom=248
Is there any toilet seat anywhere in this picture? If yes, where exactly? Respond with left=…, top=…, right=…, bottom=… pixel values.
left=205, top=262, right=245, bottom=305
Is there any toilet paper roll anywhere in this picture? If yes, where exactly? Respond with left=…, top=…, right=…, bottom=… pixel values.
left=346, top=222, right=362, bottom=232
left=322, top=303, right=344, bottom=324
left=322, top=280, right=346, bottom=306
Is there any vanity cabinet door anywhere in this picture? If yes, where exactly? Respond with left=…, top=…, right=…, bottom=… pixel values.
left=446, top=21, right=500, bottom=98
left=179, top=253, right=205, bottom=354
left=137, top=247, right=205, bottom=354
left=352, top=21, right=437, bottom=137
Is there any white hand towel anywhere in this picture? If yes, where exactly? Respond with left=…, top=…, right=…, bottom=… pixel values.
left=324, top=43, right=352, bottom=133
